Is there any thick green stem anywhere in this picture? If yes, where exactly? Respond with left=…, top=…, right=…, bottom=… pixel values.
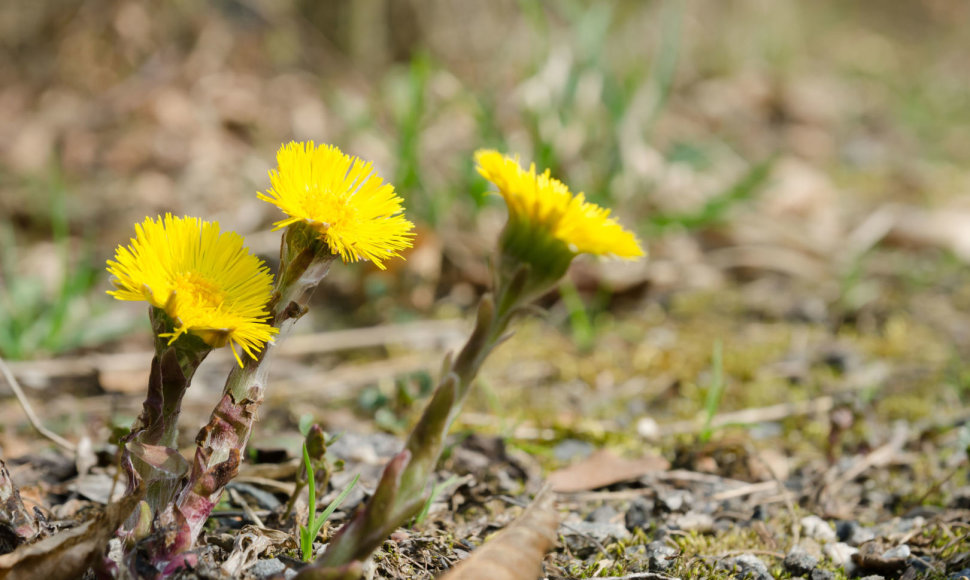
left=122, top=308, right=211, bottom=520
left=309, top=267, right=530, bottom=572
left=145, top=226, right=336, bottom=568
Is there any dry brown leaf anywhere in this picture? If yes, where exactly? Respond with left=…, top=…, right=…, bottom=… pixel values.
left=0, top=460, right=38, bottom=553
left=0, top=484, right=143, bottom=580
left=547, top=449, right=669, bottom=493
left=221, top=525, right=297, bottom=577
left=438, top=486, right=558, bottom=580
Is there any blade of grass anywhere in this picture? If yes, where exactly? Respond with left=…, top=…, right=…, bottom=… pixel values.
left=300, top=441, right=360, bottom=561
left=699, top=339, right=725, bottom=444
left=412, top=474, right=460, bottom=527
left=309, top=473, right=360, bottom=541
left=646, top=155, right=776, bottom=233
left=558, top=278, right=593, bottom=352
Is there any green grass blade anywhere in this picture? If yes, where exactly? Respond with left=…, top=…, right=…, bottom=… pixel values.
left=309, top=473, right=360, bottom=541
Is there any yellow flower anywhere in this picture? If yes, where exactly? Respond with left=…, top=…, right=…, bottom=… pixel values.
left=258, top=141, right=415, bottom=270
left=475, top=150, right=643, bottom=278
left=107, top=214, right=278, bottom=366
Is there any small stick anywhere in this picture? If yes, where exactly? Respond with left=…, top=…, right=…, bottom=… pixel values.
left=717, top=548, right=785, bottom=559
left=594, top=574, right=680, bottom=580
left=229, top=488, right=265, bottom=529
left=0, top=355, right=75, bottom=452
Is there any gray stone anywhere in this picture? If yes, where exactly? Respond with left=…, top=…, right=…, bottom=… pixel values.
left=249, top=558, right=287, bottom=578
left=858, top=576, right=885, bottom=580
left=226, top=482, right=282, bottom=509
left=624, top=497, right=653, bottom=531
left=561, top=521, right=630, bottom=558
left=785, top=547, right=819, bottom=575
left=836, top=520, right=875, bottom=546
left=824, top=542, right=858, bottom=576
left=553, top=439, right=594, bottom=462
left=656, top=490, right=692, bottom=513
left=668, top=511, right=714, bottom=533
left=881, top=544, right=910, bottom=559
left=586, top=504, right=619, bottom=524
left=718, top=554, right=771, bottom=580
left=948, top=569, right=970, bottom=580
left=810, top=570, right=835, bottom=580
left=801, top=515, right=836, bottom=542
left=645, top=541, right=677, bottom=572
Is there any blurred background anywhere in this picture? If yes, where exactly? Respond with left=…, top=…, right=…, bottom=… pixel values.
left=1, top=0, right=970, bottom=460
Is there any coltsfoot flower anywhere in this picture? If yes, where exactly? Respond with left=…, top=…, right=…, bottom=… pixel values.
left=258, top=141, right=415, bottom=269
left=107, top=214, right=277, bottom=366
left=475, top=150, right=643, bottom=285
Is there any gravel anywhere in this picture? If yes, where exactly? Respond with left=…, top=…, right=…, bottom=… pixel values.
left=784, top=547, right=819, bottom=575
left=836, top=520, right=876, bottom=546
left=717, top=554, right=771, bottom=580
left=801, top=515, right=837, bottom=542
left=645, top=541, right=677, bottom=572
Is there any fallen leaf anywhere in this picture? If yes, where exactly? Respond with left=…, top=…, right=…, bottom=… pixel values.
left=221, top=524, right=297, bottom=577
left=547, top=449, right=669, bottom=493
left=438, top=486, right=558, bottom=580
left=0, top=484, right=143, bottom=579
left=0, top=461, right=38, bottom=554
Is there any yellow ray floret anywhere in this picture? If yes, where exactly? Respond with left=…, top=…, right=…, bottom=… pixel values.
left=475, top=150, right=644, bottom=259
left=106, top=214, right=278, bottom=366
left=257, top=141, right=415, bottom=269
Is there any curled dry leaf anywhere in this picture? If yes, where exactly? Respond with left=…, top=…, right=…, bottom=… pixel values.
left=221, top=524, right=297, bottom=577
left=0, top=483, right=143, bottom=580
left=0, top=460, right=39, bottom=554
left=438, top=486, right=558, bottom=580
left=547, top=449, right=669, bottom=493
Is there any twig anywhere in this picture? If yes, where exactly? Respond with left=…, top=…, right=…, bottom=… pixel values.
left=559, top=521, right=611, bottom=560
left=594, top=574, right=681, bottom=580
left=710, top=481, right=776, bottom=501
left=229, top=488, right=265, bottom=529
left=0, top=355, right=75, bottom=452
left=661, top=396, right=835, bottom=436
left=818, top=424, right=908, bottom=509
left=717, top=548, right=785, bottom=559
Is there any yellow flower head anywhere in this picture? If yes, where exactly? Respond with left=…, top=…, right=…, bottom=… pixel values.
left=475, top=150, right=643, bottom=282
left=107, top=214, right=278, bottom=366
left=257, top=141, right=415, bottom=270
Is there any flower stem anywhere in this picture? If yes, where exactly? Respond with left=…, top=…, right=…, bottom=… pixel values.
left=150, top=228, right=335, bottom=565
left=308, top=267, right=528, bottom=571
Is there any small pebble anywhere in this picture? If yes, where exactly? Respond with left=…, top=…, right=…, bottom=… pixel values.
left=881, top=544, right=910, bottom=559
left=801, top=515, right=837, bottom=542
left=646, top=541, right=677, bottom=572
left=624, top=497, right=653, bottom=531
left=249, top=558, right=286, bottom=579
left=553, top=439, right=594, bottom=462
left=949, top=569, right=970, bottom=580
left=810, top=570, right=835, bottom=580
left=657, top=490, right=692, bottom=513
left=668, top=511, right=714, bottom=533
left=717, top=554, right=771, bottom=580
left=824, top=541, right=858, bottom=575
left=858, top=576, right=885, bottom=580
left=637, top=417, right=661, bottom=440
left=785, top=547, right=819, bottom=575
left=586, top=504, right=618, bottom=524
left=836, top=520, right=875, bottom=546
left=561, top=521, right=630, bottom=557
